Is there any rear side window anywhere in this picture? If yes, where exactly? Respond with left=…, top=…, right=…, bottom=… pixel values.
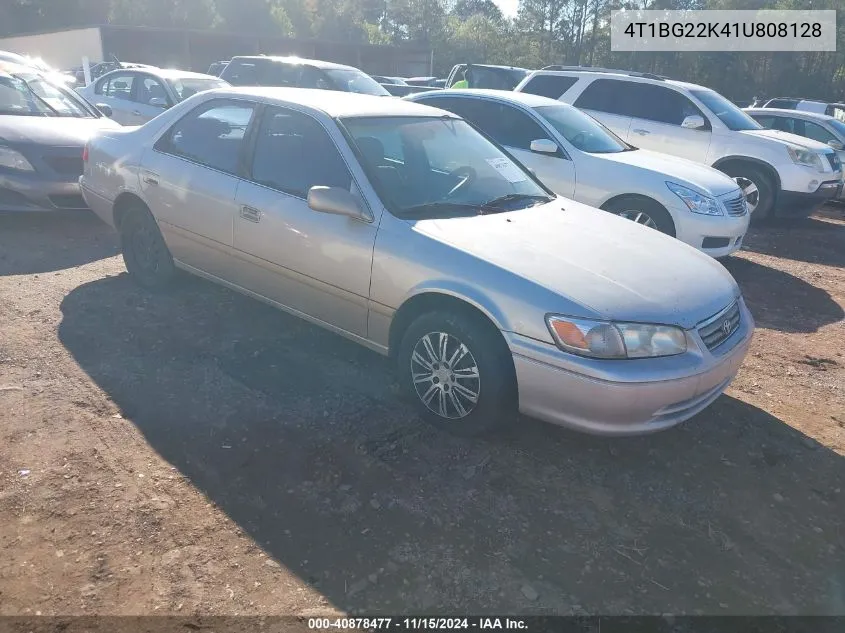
left=521, top=75, right=578, bottom=100
left=260, top=62, right=300, bottom=87
left=221, top=60, right=259, bottom=86
left=98, top=73, right=135, bottom=100
left=250, top=106, right=351, bottom=198
left=156, top=99, right=257, bottom=174
left=574, top=78, right=629, bottom=114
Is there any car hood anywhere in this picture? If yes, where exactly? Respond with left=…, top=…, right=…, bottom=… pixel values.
left=0, top=116, right=121, bottom=146
left=738, top=128, right=833, bottom=151
left=414, top=199, right=739, bottom=329
left=596, top=148, right=741, bottom=196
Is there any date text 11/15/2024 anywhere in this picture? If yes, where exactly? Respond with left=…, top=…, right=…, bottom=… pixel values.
left=308, top=618, right=528, bottom=631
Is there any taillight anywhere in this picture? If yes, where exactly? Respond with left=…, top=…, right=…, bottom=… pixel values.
left=82, top=144, right=89, bottom=162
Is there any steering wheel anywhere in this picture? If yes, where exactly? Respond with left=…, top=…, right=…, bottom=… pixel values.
left=445, top=166, right=477, bottom=198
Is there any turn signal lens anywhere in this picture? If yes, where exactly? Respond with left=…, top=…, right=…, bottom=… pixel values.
left=546, top=315, right=687, bottom=359
left=82, top=144, right=89, bottom=163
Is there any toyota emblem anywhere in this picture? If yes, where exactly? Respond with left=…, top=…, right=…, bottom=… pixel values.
left=722, top=319, right=732, bottom=336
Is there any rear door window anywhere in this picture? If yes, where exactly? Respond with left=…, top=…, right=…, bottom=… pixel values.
left=573, top=78, right=631, bottom=115
left=156, top=99, right=257, bottom=174
left=520, top=75, right=578, bottom=100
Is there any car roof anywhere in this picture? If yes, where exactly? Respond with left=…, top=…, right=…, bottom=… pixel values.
left=744, top=107, right=838, bottom=122
left=228, top=55, right=356, bottom=71
left=527, top=68, right=707, bottom=92
left=414, top=88, right=563, bottom=109
left=462, top=64, right=529, bottom=71
left=107, top=67, right=221, bottom=80
left=218, top=86, right=454, bottom=118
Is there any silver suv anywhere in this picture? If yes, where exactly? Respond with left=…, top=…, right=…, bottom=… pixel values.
left=515, top=67, right=842, bottom=221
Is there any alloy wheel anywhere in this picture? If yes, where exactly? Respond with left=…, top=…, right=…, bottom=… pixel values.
left=410, top=331, right=480, bottom=420
left=618, top=209, right=658, bottom=229
left=733, top=177, right=759, bottom=214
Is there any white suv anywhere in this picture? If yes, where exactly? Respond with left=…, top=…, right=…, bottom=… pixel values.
left=407, top=89, right=749, bottom=257
left=515, top=67, right=843, bottom=221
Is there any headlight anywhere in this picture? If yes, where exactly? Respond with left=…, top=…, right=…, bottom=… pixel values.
left=0, top=146, right=35, bottom=171
left=666, top=182, right=722, bottom=216
left=547, top=315, right=687, bottom=359
left=786, top=146, right=824, bottom=172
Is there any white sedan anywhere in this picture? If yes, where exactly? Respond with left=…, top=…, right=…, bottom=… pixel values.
left=407, top=89, right=750, bottom=258
left=77, top=67, right=229, bottom=126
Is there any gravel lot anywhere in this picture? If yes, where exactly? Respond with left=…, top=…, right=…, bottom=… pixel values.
left=0, top=208, right=843, bottom=616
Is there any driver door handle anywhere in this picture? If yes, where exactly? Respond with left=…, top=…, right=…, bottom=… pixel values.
left=632, top=128, right=651, bottom=135
left=142, top=172, right=159, bottom=186
left=240, top=205, right=262, bottom=223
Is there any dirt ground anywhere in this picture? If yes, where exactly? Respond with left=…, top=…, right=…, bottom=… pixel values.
left=0, top=207, right=843, bottom=617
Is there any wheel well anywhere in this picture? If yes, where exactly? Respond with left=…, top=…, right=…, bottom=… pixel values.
left=600, top=194, right=675, bottom=236
left=388, top=291, right=518, bottom=403
left=112, top=192, right=149, bottom=230
left=713, top=158, right=781, bottom=194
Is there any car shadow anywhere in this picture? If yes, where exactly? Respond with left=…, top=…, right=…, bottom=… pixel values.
left=721, top=256, right=843, bottom=333
left=741, top=213, right=845, bottom=268
left=0, top=211, right=117, bottom=276
left=58, top=273, right=845, bottom=614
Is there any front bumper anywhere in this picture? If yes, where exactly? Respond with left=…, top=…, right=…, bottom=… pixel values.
left=506, top=299, right=754, bottom=436
left=777, top=179, right=841, bottom=217
left=0, top=169, right=88, bottom=212
left=668, top=201, right=750, bottom=258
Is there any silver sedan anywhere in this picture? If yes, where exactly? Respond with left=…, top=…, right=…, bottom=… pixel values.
left=80, top=87, right=753, bottom=436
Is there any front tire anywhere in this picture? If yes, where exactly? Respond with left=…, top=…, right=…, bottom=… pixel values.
left=602, top=197, right=676, bottom=236
left=719, top=164, right=775, bottom=222
left=397, top=310, right=516, bottom=436
left=119, top=203, right=175, bottom=290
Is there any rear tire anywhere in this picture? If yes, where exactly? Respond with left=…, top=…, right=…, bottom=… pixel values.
left=719, top=164, right=775, bottom=222
left=397, top=310, right=516, bottom=437
left=602, top=197, right=676, bottom=237
left=119, top=203, right=175, bottom=290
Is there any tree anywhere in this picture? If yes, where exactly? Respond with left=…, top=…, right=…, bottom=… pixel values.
left=451, top=0, right=503, bottom=22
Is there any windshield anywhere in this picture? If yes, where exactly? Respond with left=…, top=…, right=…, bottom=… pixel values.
left=690, top=89, right=761, bottom=131
left=828, top=118, right=845, bottom=138
left=325, top=69, right=390, bottom=96
left=341, top=116, right=554, bottom=218
left=535, top=105, right=630, bottom=153
left=168, top=77, right=229, bottom=102
left=0, top=72, right=95, bottom=117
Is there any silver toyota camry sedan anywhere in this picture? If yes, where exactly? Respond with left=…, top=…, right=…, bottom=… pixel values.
left=80, top=87, right=753, bottom=437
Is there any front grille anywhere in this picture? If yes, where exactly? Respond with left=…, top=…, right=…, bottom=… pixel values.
left=827, top=152, right=841, bottom=172
left=698, top=301, right=741, bottom=351
left=723, top=194, right=747, bottom=216
left=49, top=194, right=87, bottom=209
left=43, top=155, right=84, bottom=176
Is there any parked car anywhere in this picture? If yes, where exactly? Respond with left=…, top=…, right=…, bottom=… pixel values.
left=0, top=61, right=120, bottom=213
left=515, top=67, right=842, bottom=221
left=76, top=67, right=229, bottom=125
left=745, top=107, right=845, bottom=201
left=68, top=59, right=156, bottom=86
left=371, top=75, right=408, bottom=85
left=0, top=50, right=78, bottom=87
left=445, top=64, right=531, bottom=91
left=404, top=76, right=440, bottom=87
left=220, top=56, right=390, bottom=97
left=760, top=98, right=845, bottom=122
left=207, top=60, right=230, bottom=76
left=80, top=87, right=753, bottom=436
left=407, top=89, right=749, bottom=258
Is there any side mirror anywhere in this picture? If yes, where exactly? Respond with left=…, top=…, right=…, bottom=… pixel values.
left=828, top=140, right=844, bottom=151
left=95, top=103, right=113, bottom=118
left=149, top=97, right=169, bottom=109
left=681, top=114, right=706, bottom=130
left=307, top=186, right=372, bottom=222
left=530, top=138, right=559, bottom=154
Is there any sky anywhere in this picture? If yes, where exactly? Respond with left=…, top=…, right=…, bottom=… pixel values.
left=493, top=0, right=519, bottom=18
